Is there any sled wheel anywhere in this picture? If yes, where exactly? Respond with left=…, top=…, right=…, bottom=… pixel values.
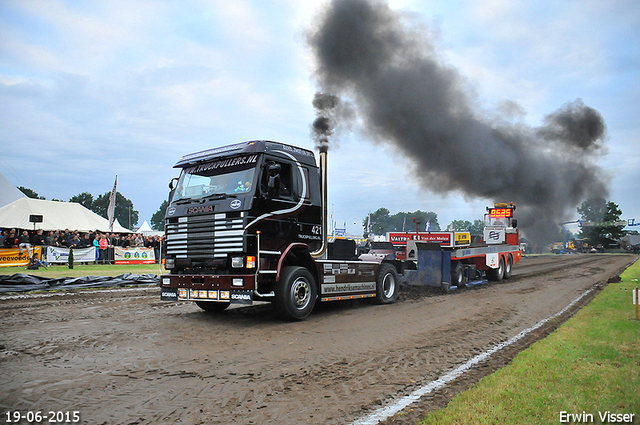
left=503, top=255, right=513, bottom=279
left=451, top=262, right=465, bottom=288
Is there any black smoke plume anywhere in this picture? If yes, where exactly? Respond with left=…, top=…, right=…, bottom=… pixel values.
left=307, top=0, right=609, bottom=246
left=311, top=92, right=354, bottom=152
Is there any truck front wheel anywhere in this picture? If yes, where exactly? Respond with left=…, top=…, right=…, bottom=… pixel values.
left=374, top=263, right=399, bottom=304
left=274, top=266, right=317, bottom=320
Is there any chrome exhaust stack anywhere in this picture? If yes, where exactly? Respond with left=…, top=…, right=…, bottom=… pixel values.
left=311, top=148, right=328, bottom=258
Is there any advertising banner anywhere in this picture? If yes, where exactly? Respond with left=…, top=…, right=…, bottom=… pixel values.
left=114, top=247, right=155, bottom=264
left=46, top=246, right=96, bottom=263
left=0, top=247, right=43, bottom=267
left=387, top=232, right=453, bottom=246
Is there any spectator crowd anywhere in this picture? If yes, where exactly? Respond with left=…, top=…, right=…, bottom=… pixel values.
left=0, top=228, right=164, bottom=263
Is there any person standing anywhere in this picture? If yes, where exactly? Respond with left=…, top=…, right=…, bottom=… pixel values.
left=93, top=234, right=100, bottom=262
left=99, top=234, right=109, bottom=264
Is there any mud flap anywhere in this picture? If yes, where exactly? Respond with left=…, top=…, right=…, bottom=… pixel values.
left=230, top=290, right=253, bottom=304
left=161, top=288, right=178, bottom=301
left=486, top=253, right=499, bottom=269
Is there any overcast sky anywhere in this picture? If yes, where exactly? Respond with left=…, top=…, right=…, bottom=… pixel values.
left=1, top=0, right=638, bottom=235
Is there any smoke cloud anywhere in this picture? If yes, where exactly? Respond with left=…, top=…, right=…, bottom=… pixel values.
left=311, top=92, right=355, bottom=152
left=307, top=0, right=609, bottom=246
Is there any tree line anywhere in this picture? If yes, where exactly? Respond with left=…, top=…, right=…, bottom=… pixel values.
left=362, top=207, right=484, bottom=238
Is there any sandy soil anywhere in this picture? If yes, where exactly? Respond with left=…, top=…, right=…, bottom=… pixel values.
left=0, top=254, right=636, bottom=425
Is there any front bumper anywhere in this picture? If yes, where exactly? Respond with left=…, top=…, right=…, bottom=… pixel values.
left=160, top=273, right=256, bottom=304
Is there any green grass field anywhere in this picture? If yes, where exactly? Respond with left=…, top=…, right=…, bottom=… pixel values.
left=420, top=258, right=640, bottom=424
left=0, top=263, right=165, bottom=279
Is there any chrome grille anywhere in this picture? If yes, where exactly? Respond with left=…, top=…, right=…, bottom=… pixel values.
left=166, top=213, right=245, bottom=258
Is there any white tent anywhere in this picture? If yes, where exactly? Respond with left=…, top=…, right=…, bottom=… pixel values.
left=136, top=220, right=163, bottom=236
left=136, top=220, right=153, bottom=233
left=0, top=172, right=26, bottom=208
left=0, top=197, right=131, bottom=233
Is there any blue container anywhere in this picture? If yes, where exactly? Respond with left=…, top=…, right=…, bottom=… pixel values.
left=405, top=242, right=451, bottom=290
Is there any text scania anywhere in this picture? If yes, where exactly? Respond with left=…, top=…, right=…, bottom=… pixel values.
left=185, top=155, right=258, bottom=174
left=187, top=205, right=214, bottom=214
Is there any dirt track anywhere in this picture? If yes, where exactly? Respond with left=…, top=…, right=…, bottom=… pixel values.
left=0, top=254, right=636, bottom=424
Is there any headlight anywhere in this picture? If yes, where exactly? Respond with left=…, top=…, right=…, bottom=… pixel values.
left=162, top=277, right=171, bottom=286
left=191, top=289, right=207, bottom=299
left=178, top=288, right=188, bottom=298
left=232, top=278, right=243, bottom=287
left=220, top=291, right=230, bottom=300
left=165, top=259, right=175, bottom=269
left=231, top=257, right=244, bottom=268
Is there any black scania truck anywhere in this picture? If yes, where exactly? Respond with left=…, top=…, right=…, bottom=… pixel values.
left=160, top=140, right=399, bottom=320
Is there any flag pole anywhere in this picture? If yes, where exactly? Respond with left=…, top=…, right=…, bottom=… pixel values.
left=108, top=175, right=118, bottom=232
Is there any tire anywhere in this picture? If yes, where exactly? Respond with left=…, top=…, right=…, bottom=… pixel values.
left=451, top=262, right=465, bottom=288
left=503, top=255, right=513, bottom=279
left=486, top=256, right=505, bottom=281
left=274, top=266, right=317, bottom=320
left=374, top=263, right=399, bottom=304
left=195, top=301, right=230, bottom=313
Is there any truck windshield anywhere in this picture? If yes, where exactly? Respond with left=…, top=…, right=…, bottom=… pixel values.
left=173, top=157, right=258, bottom=202
left=484, top=215, right=509, bottom=227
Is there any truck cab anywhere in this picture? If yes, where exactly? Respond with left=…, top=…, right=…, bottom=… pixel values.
left=160, top=140, right=399, bottom=320
left=162, top=141, right=324, bottom=311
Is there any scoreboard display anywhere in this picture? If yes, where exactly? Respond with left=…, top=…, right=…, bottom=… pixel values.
left=489, top=208, right=513, bottom=218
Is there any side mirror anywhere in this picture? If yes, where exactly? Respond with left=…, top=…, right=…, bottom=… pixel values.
left=169, top=177, right=179, bottom=190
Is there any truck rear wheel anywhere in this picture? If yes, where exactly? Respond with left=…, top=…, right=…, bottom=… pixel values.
left=487, top=256, right=505, bottom=281
left=274, top=266, right=317, bottom=320
left=503, top=254, right=513, bottom=279
left=374, top=263, right=399, bottom=304
left=195, top=301, right=230, bottom=313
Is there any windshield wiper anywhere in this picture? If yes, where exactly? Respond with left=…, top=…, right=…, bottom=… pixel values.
left=175, top=197, right=194, bottom=205
left=202, top=193, right=238, bottom=200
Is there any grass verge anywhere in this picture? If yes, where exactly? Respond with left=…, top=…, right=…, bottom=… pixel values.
left=420, top=258, right=640, bottom=425
left=0, top=263, right=165, bottom=279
